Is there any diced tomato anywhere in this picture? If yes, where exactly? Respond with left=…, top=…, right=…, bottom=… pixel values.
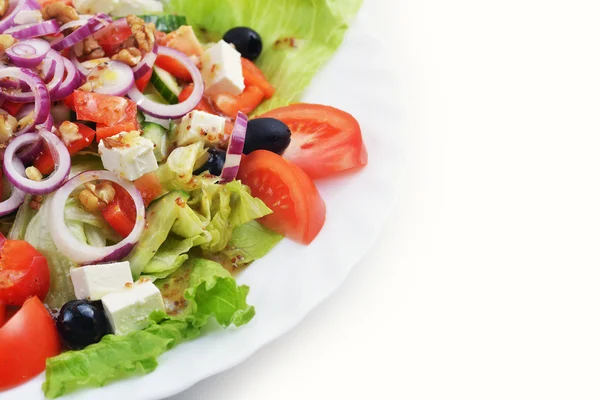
left=0, top=304, right=5, bottom=328
left=102, top=185, right=136, bottom=238
left=179, top=84, right=219, bottom=114
left=134, top=172, right=163, bottom=206
left=0, top=296, right=61, bottom=390
left=2, top=101, right=24, bottom=117
left=260, top=104, right=368, bottom=179
left=135, top=69, right=153, bottom=92
left=94, top=21, right=133, bottom=56
left=155, top=54, right=193, bottom=81
left=237, top=150, right=326, bottom=244
left=34, top=123, right=95, bottom=174
left=73, top=91, right=134, bottom=126
left=0, top=238, right=50, bottom=306
left=63, top=92, right=75, bottom=111
left=212, top=85, right=264, bottom=118
left=241, top=58, right=275, bottom=99
left=160, top=26, right=203, bottom=61
left=96, top=120, right=139, bottom=142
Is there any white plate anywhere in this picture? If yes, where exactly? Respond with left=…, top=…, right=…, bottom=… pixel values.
left=2, top=3, right=402, bottom=399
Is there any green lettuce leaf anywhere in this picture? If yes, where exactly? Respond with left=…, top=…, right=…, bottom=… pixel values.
left=167, top=0, right=362, bottom=114
left=221, top=220, right=283, bottom=267
left=142, top=235, right=207, bottom=278
left=44, top=258, right=254, bottom=398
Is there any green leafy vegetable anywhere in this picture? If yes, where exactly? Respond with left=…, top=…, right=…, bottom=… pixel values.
left=166, top=0, right=363, bottom=114
left=139, top=14, right=188, bottom=33
left=221, top=220, right=283, bottom=267
left=44, top=259, right=254, bottom=398
left=142, top=235, right=206, bottom=278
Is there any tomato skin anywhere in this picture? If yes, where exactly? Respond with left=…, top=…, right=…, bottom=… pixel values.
left=94, top=22, right=132, bottom=56
left=0, top=296, right=61, bottom=390
left=96, top=121, right=139, bottom=142
left=134, top=172, right=163, bottom=206
left=0, top=240, right=50, bottom=306
left=135, top=69, right=153, bottom=92
left=179, top=84, right=218, bottom=114
left=102, top=185, right=136, bottom=237
left=0, top=304, right=5, bottom=328
left=2, top=101, right=24, bottom=117
left=155, top=55, right=192, bottom=81
left=212, top=85, right=264, bottom=118
left=73, top=91, right=136, bottom=126
left=34, top=123, right=95, bottom=175
left=260, top=104, right=368, bottom=179
left=237, top=150, right=326, bottom=244
left=241, top=58, right=275, bottom=99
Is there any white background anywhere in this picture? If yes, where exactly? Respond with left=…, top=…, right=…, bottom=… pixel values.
left=172, top=0, right=600, bottom=399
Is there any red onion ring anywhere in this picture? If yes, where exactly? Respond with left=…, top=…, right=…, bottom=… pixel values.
left=132, top=43, right=158, bottom=80
left=6, top=38, right=50, bottom=68
left=85, top=60, right=134, bottom=96
left=4, top=19, right=59, bottom=39
left=3, top=129, right=70, bottom=194
left=52, top=57, right=82, bottom=100
left=13, top=9, right=41, bottom=25
left=0, top=52, right=63, bottom=102
left=0, top=67, right=49, bottom=134
left=51, top=14, right=108, bottom=51
left=17, top=137, right=42, bottom=164
left=220, top=112, right=248, bottom=183
left=0, top=160, right=26, bottom=217
left=127, top=46, right=204, bottom=119
left=49, top=170, right=145, bottom=264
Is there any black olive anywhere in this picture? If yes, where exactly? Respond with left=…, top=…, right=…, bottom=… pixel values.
left=222, top=27, right=262, bottom=61
left=57, top=300, right=109, bottom=349
left=197, top=147, right=226, bottom=176
left=243, top=118, right=291, bottom=155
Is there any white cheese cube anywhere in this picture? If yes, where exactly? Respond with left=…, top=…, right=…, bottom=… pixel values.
left=99, top=131, right=158, bottom=181
left=101, top=280, right=165, bottom=336
left=201, top=40, right=245, bottom=96
left=177, top=110, right=227, bottom=146
left=70, top=262, right=134, bottom=301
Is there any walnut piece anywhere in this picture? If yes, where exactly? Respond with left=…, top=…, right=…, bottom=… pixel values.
left=25, top=166, right=43, bottom=181
left=0, top=34, right=14, bottom=51
left=0, top=113, right=17, bottom=143
left=126, top=15, right=155, bottom=53
left=79, top=181, right=115, bottom=212
left=58, top=121, right=82, bottom=145
left=81, top=36, right=105, bottom=59
left=41, top=2, right=78, bottom=25
left=112, top=47, right=142, bottom=67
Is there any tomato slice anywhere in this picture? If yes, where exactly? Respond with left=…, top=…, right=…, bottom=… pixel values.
left=260, top=104, right=368, bottom=179
left=96, top=120, right=139, bottom=142
left=155, top=54, right=193, bottom=81
left=241, top=58, right=275, bottom=99
left=0, top=304, right=5, bottom=328
left=0, top=296, right=61, bottom=390
left=212, top=85, right=264, bottom=118
left=2, top=101, right=24, bottom=117
left=135, top=69, right=153, bottom=92
left=237, top=150, right=326, bottom=244
left=0, top=239, right=50, bottom=306
left=73, top=90, right=136, bottom=126
left=94, top=22, right=133, bottom=56
left=179, top=84, right=218, bottom=114
left=34, top=123, right=95, bottom=175
left=102, top=185, right=136, bottom=238
left=134, top=172, right=163, bottom=206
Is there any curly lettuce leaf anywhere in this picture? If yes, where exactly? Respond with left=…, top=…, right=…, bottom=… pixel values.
left=43, top=259, right=254, bottom=398
left=221, top=220, right=283, bottom=267
left=142, top=235, right=207, bottom=278
left=167, top=0, right=362, bottom=114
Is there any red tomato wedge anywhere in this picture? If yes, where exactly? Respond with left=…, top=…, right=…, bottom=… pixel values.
left=0, top=239, right=50, bottom=306
left=260, top=104, right=368, bottom=179
left=237, top=150, right=326, bottom=244
left=179, top=84, right=218, bottom=114
left=0, top=296, right=61, bottom=390
left=135, top=69, right=153, bottom=92
left=241, top=58, right=275, bottom=99
left=134, top=172, right=163, bottom=206
left=94, top=22, right=132, bottom=56
left=2, top=101, right=24, bottom=117
left=212, top=85, right=264, bottom=118
left=155, top=54, right=193, bottom=81
left=34, top=123, right=95, bottom=175
left=0, top=304, right=5, bottom=328
left=102, top=185, right=136, bottom=238
left=73, top=90, right=135, bottom=126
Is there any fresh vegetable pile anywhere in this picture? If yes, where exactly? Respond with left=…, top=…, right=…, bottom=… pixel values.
left=0, top=0, right=366, bottom=397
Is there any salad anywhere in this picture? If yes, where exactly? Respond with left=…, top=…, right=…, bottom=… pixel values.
left=0, top=0, right=366, bottom=397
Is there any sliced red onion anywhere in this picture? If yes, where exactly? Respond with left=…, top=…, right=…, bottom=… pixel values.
left=40, top=56, right=57, bottom=81
left=51, top=15, right=108, bottom=51
left=16, top=136, right=42, bottom=164
left=220, top=112, right=248, bottom=183
left=52, top=57, right=82, bottom=100
left=6, top=38, right=50, bottom=68
left=0, top=67, right=49, bottom=134
left=0, top=0, right=38, bottom=33
left=49, top=170, right=145, bottom=264
left=69, top=48, right=110, bottom=77
left=127, top=46, right=204, bottom=119
left=0, top=160, right=26, bottom=217
left=3, top=129, right=70, bottom=194
left=132, top=43, right=158, bottom=80
left=0, top=52, right=63, bottom=103
left=85, top=60, right=133, bottom=96
left=41, top=49, right=65, bottom=97
left=13, top=9, right=42, bottom=25
left=4, top=19, right=59, bottom=39
left=59, top=16, right=92, bottom=32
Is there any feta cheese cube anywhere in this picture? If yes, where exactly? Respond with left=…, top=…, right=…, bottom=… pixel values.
left=70, top=261, right=134, bottom=301
left=201, top=40, right=245, bottom=96
left=177, top=110, right=227, bottom=146
left=101, top=280, right=165, bottom=336
left=99, top=131, right=158, bottom=181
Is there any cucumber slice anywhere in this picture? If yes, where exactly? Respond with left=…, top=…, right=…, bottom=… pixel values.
left=138, top=15, right=187, bottom=33
left=150, top=66, right=181, bottom=105
left=142, top=122, right=168, bottom=162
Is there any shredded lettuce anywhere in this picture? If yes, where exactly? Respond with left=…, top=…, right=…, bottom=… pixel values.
left=167, top=0, right=362, bottom=114
left=43, top=258, right=254, bottom=398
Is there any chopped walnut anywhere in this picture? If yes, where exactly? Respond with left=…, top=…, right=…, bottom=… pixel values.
left=41, top=2, right=78, bottom=25
left=79, top=190, right=103, bottom=212
left=0, top=113, right=17, bottom=143
left=17, top=112, right=34, bottom=131
left=0, top=34, right=14, bottom=51
left=58, top=121, right=82, bottom=146
left=112, top=47, right=142, bottom=67
left=81, top=36, right=105, bottom=60
left=25, top=166, right=43, bottom=181
left=84, top=181, right=115, bottom=204
left=126, top=15, right=155, bottom=53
